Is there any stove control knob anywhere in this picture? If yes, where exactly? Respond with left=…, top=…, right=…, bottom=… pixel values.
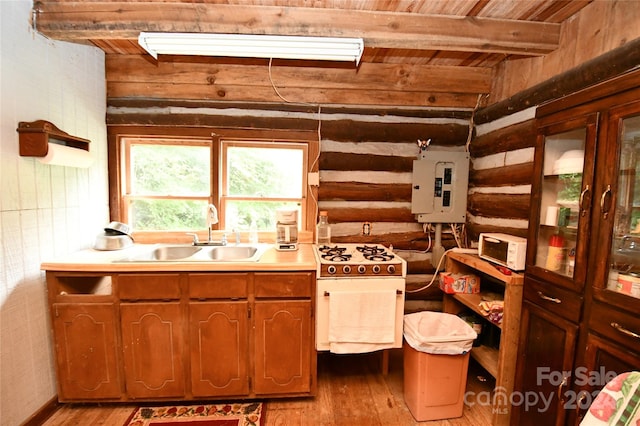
left=357, top=265, right=366, bottom=274
left=342, top=265, right=351, bottom=274
left=372, top=265, right=381, bottom=274
left=327, top=265, right=337, bottom=275
left=387, top=265, right=396, bottom=274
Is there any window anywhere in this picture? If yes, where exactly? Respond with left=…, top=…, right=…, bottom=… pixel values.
left=221, top=140, right=307, bottom=231
left=122, top=137, right=213, bottom=231
left=116, top=132, right=314, bottom=239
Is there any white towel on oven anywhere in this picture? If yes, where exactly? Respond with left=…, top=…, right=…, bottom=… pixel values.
left=328, top=289, right=397, bottom=353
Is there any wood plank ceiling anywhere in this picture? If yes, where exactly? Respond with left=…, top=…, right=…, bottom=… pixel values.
left=33, top=0, right=593, bottom=109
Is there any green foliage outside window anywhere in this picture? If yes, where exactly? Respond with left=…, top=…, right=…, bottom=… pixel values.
left=126, top=140, right=305, bottom=232
left=225, top=145, right=303, bottom=231
left=132, top=145, right=210, bottom=195
left=129, top=144, right=210, bottom=231
left=132, top=199, right=208, bottom=230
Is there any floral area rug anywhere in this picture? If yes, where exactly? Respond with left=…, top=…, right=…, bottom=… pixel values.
left=125, top=402, right=264, bottom=426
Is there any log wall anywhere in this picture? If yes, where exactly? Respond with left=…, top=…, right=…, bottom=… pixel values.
left=468, top=112, right=537, bottom=241
left=107, top=101, right=472, bottom=301
left=104, top=0, right=639, bottom=306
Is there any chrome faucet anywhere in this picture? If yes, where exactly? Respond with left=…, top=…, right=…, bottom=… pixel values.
left=185, top=204, right=227, bottom=246
left=185, top=205, right=228, bottom=246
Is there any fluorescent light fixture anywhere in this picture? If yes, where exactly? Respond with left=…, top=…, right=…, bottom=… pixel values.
left=138, top=32, right=364, bottom=64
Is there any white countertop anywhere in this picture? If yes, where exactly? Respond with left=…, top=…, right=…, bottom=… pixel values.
left=41, top=243, right=317, bottom=273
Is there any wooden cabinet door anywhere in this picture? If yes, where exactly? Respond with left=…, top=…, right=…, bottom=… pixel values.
left=120, top=302, right=185, bottom=398
left=527, top=112, right=599, bottom=294
left=571, top=332, right=640, bottom=425
left=189, top=301, right=249, bottom=397
left=52, top=303, right=121, bottom=400
left=253, top=300, right=312, bottom=395
left=512, top=300, right=579, bottom=426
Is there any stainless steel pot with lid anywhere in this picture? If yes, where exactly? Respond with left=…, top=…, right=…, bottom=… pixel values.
left=94, top=233, right=133, bottom=250
left=95, top=221, right=134, bottom=250
left=104, top=221, right=131, bottom=236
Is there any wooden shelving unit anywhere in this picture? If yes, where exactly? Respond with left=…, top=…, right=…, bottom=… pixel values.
left=441, top=252, right=524, bottom=426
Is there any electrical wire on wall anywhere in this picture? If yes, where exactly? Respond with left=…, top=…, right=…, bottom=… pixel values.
left=268, top=58, right=295, bottom=104
left=406, top=247, right=461, bottom=293
left=465, top=93, right=487, bottom=153
left=308, top=104, right=322, bottom=216
left=422, top=223, right=433, bottom=253
left=267, top=57, right=323, bottom=218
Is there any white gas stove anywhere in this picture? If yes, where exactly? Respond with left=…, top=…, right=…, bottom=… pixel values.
left=314, top=244, right=407, bottom=278
left=313, top=244, right=406, bottom=352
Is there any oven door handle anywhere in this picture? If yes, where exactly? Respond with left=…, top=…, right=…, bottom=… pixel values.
left=324, top=290, right=403, bottom=297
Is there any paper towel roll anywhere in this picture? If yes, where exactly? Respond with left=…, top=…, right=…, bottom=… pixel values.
left=545, top=206, right=559, bottom=226
left=38, top=143, right=94, bottom=168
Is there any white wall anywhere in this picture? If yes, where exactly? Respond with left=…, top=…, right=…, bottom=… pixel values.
left=0, top=1, right=108, bottom=424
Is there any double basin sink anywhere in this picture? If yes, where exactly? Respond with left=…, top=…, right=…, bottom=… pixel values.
left=116, top=244, right=267, bottom=263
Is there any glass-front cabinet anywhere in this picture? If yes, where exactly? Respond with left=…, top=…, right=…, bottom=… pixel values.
left=528, top=114, right=598, bottom=293
left=593, top=103, right=640, bottom=306
left=516, top=77, right=640, bottom=426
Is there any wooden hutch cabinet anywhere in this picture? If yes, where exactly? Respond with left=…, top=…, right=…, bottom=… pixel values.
left=513, top=71, right=640, bottom=425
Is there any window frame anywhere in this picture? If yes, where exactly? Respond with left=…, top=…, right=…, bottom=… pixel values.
left=220, top=138, right=309, bottom=232
left=108, top=126, right=318, bottom=244
left=121, top=135, right=215, bottom=230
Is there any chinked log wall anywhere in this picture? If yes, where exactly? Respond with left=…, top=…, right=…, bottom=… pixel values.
left=107, top=101, right=486, bottom=301
left=468, top=115, right=536, bottom=241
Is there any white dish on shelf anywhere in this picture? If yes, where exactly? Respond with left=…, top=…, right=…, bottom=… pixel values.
left=553, top=149, right=584, bottom=174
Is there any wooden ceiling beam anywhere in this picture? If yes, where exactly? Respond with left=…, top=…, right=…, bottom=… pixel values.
left=34, top=2, right=560, bottom=56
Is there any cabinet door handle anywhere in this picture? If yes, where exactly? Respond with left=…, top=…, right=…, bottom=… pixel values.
left=611, top=322, right=640, bottom=340
left=600, top=185, right=612, bottom=219
left=537, top=291, right=562, bottom=304
left=579, top=185, right=591, bottom=217
left=575, top=391, right=589, bottom=420
left=558, top=374, right=569, bottom=401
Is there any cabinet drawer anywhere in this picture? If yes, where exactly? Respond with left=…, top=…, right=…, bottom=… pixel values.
left=523, top=276, right=583, bottom=323
left=255, top=273, right=313, bottom=298
left=117, top=274, right=181, bottom=300
left=189, top=273, right=248, bottom=299
left=588, top=300, right=640, bottom=354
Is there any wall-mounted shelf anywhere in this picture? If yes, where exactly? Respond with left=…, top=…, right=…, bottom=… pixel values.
left=17, top=120, right=90, bottom=157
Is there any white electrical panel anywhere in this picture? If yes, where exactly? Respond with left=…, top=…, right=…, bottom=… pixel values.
left=411, top=150, right=470, bottom=223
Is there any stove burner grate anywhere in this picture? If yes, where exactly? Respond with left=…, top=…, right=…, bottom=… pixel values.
left=318, top=245, right=352, bottom=262
left=356, top=245, right=394, bottom=261
left=322, top=253, right=352, bottom=262
left=318, top=245, right=345, bottom=254
left=365, top=253, right=395, bottom=261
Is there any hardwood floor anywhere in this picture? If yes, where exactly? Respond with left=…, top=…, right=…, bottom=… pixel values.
left=41, top=349, right=493, bottom=425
